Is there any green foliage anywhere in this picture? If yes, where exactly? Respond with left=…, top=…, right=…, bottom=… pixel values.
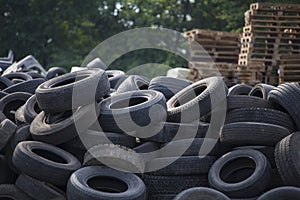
left=0, top=0, right=299, bottom=71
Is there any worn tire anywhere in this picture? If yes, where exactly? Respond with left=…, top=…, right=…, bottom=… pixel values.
left=16, top=174, right=66, bottom=200
left=99, top=90, right=166, bottom=136
left=268, top=83, right=300, bottom=130
left=220, top=122, right=290, bottom=147
left=0, top=76, right=13, bottom=90
left=30, top=104, right=97, bottom=145
left=67, top=166, right=146, bottom=200
left=12, top=141, right=81, bottom=186
left=0, top=184, right=32, bottom=199
left=208, top=149, right=271, bottom=198
left=227, top=95, right=272, bottom=111
left=116, top=75, right=150, bottom=93
left=15, top=105, right=27, bottom=125
left=249, top=83, right=275, bottom=99
left=174, top=187, right=230, bottom=200
left=225, top=107, right=296, bottom=132
left=84, top=144, right=145, bottom=173
left=3, top=78, right=45, bottom=94
left=149, top=76, right=192, bottom=100
left=45, top=66, right=67, bottom=80
left=167, top=76, right=227, bottom=123
left=0, top=92, right=31, bottom=121
left=3, top=72, right=32, bottom=83
left=257, top=186, right=300, bottom=200
left=274, top=132, right=300, bottom=186
left=36, top=69, right=109, bottom=113
left=23, top=94, right=41, bottom=123
left=0, top=119, right=17, bottom=151
left=228, top=84, right=252, bottom=96
left=106, top=70, right=126, bottom=89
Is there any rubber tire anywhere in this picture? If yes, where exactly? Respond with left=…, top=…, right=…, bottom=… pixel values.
left=83, top=144, right=145, bottom=173
left=67, top=166, right=146, bottom=200
left=45, top=66, right=67, bottom=80
left=23, top=94, right=41, bottom=123
left=174, top=187, right=230, bottom=200
left=133, top=142, right=160, bottom=162
left=0, top=91, right=8, bottom=100
left=225, top=107, right=296, bottom=132
left=0, top=92, right=31, bottom=121
left=143, top=122, right=209, bottom=143
left=274, top=132, right=300, bottom=186
left=0, top=76, right=13, bottom=90
left=220, top=122, right=290, bottom=147
left=116, top=75, right=150, bottom=93
left=268, top=83, right=300, bottom=130
left=0, top=155, right=17, bottom=184
left=148, top=76, right=192, bottom=100
left=36, top=69, right=109, bottom=113
left=30, top=104, right=97, bottom=145
left=27, top=71, right=46, bottom=80
left=146, top=156, right=216, bottom=175
left=167, top=76, right=227, bottom=123
left=249, top=83, right=275, bottom=100
left=106, top=70, right=126, bottom=89
left=99, top=90, right=166, bottom=135
left=0, top=184, right=32, bottom=199
left=15, top=105, right=27, bottom=125
left=86, top=58, right=106, bottom=70
left=160, top=138, right=226, bottom=157
left=3, top=72, right=32, bottom=83
left=0, top=119, right=17, bottom=151
left=257, top=186, right=300, bottom=200
left=3, top=78, right=45, bottom=94
left=12, top=141, right=81, bottom=186
left=226, top=95, right=272, bottom=111
left=208, top=149, right=271, bottom=198
left=16, top=174, right=66, bottom=200
left=228, top=84, right=252, bottom=96
left=143, top=175, right=208, bottom=195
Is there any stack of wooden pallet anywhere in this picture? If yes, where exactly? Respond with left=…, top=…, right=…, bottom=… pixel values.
left=185, top=29, right=241, bottom=86
left=279, top=55, right=300, bottom=84
left=239, top=2, right=300, bottom=84
left=185, top=29, right=241, bottom=63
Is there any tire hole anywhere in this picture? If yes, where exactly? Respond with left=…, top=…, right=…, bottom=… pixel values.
left=32, top=149, right=67, bottom=164
left=87, top=176, right=128, bottom=193
left=174, top=84, right=207, bottom=107
left=111, top=97, right=148, bottom=109
left=220, top=157, right=256, bottom=183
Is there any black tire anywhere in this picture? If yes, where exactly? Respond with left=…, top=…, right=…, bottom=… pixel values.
left=208, top=149, right=271, bottom=198
left=116, top=75, right=150, bottom=93
left=30, top=103, right=97, bottom=145
left=220, top=122, right=290, bottom=147
left=143, top=175, right=208, bottom=195
left=274, top=132, right=300, bottom=186
left=36, top=69, right=109, bottom=113
left=249, top=83, right=275, bottom=99
left=0, top=91, right=8, bottom=100
left=16, top=174, right=66, bottom=200
left=99, top=90, right=166, bottom=136
left=86, top=58, right=107, bottom=70
left=0, top=92, right=31, bottom=121
left=257, top=186, right=300, bottom=200
left=0, top=155, right=17, bottom=184
left=268, top=83, right=300, bottom=130
left=27, top=71, right=46, bottom=80
left=174, top=187, right=230, bottom=200
left=227, top=95, right=273, bottom=111
left=67, top=166, right=146, bottom=200
left=148, top=76, right=192, bottom=100
left=143, top=122, right=209, bottom=143
left=0, top=119, right=17, bottom=151
left=15, top=105, right=27, bottom=125
left=3, top=72, right=33, bottom=83
left=233, top=146, right=276, bottom=169
left=0, top=184, right=32, bottom=199
left=12, top=141, right=81, bottom=186
left=45, top=67, right=67, bottom=80
left=83, top=144, right=145, bottom=173
left=23, top=94, right=41, bottom=123
left=0, top=76, right=13, bottom=90
left=167, top=76, right=227, bottom=123
left=225, top=107, right=296, bottom=132
left=228, top=84, right=252, bottom=96
left=133, top=142, right=160, bottom=162
left=106, top=70, right=126, bottom=89
left=146, top=156, right=216, bottom=175
left=3, top=78, right=45, bottom=94
left=160, top=138, right=226, bottom=157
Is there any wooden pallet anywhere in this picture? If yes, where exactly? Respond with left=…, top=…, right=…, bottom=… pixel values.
left=250, top=3, right=300, bottom=12
left=279, top=55, right=300, bottom=83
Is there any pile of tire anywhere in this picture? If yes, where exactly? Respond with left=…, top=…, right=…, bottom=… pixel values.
left=0, top=59, right=300, bottom=200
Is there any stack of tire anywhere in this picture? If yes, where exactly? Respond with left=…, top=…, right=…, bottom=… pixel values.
left=0, top=57, right=300, bottom=200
